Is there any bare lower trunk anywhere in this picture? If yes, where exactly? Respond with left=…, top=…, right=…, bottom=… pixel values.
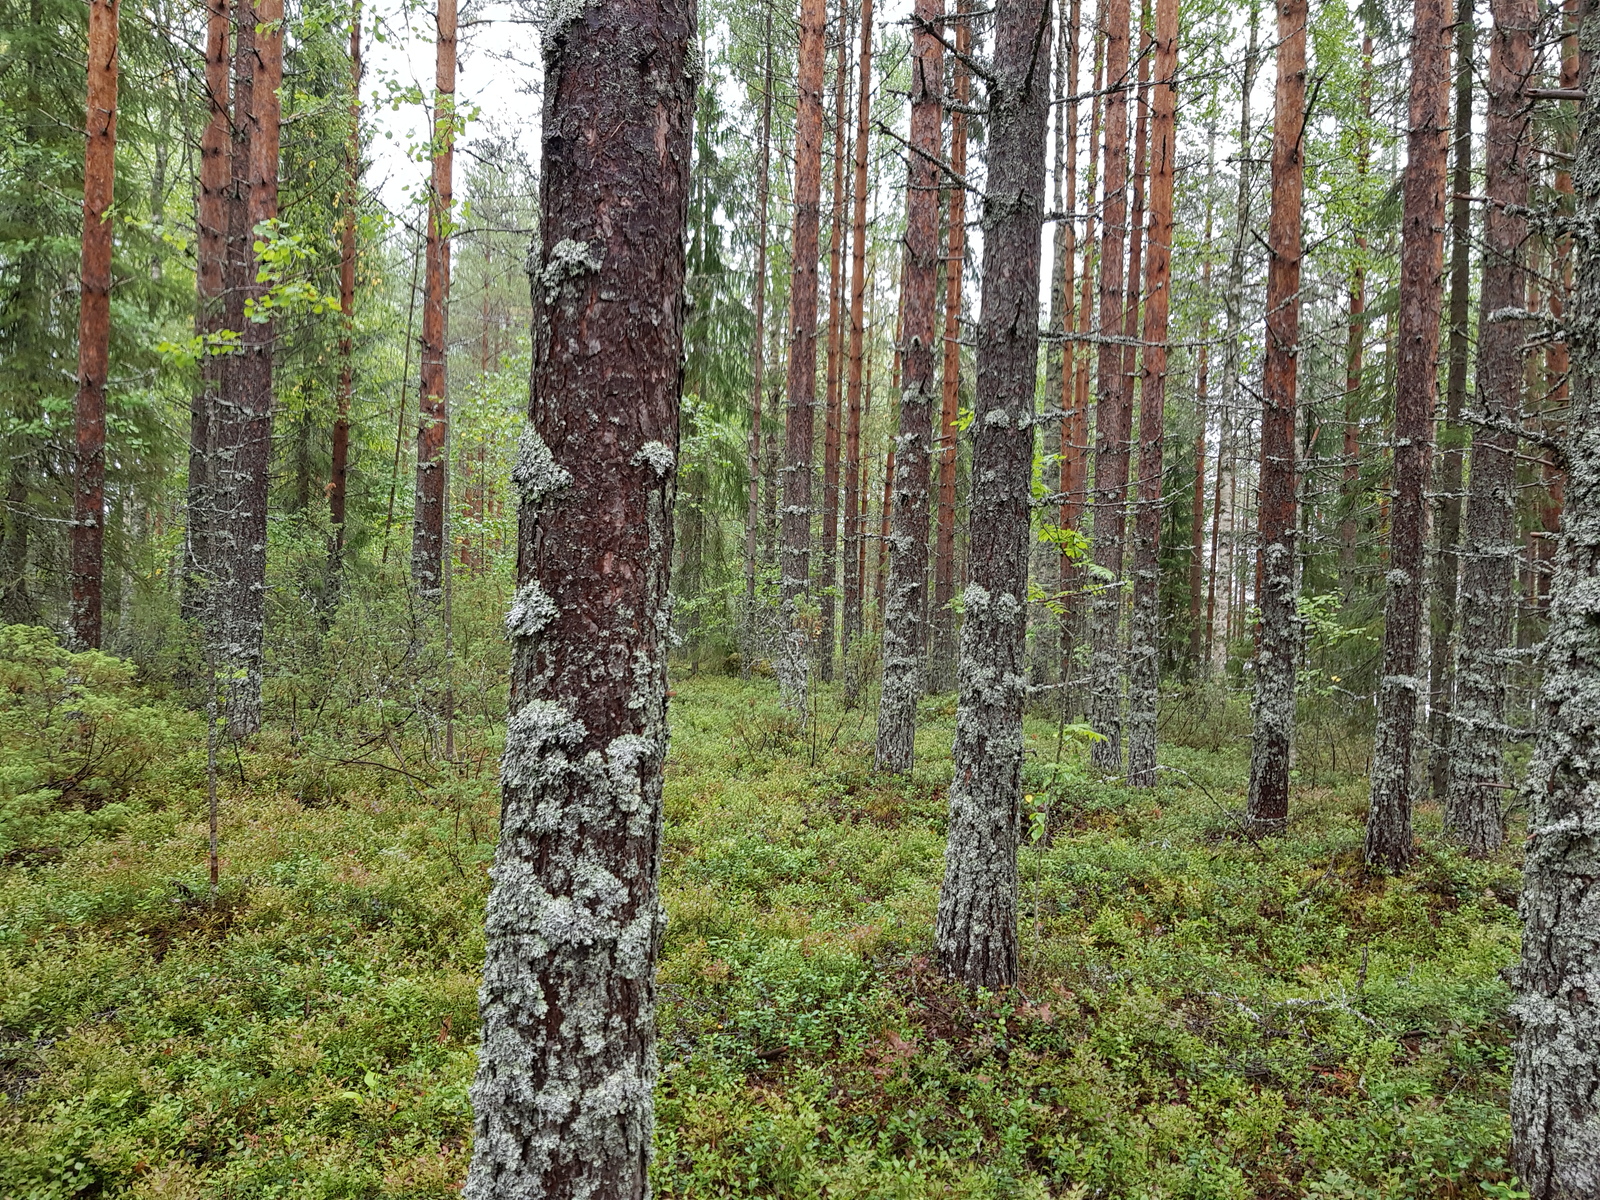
left=1365, top=0, right=1450, bottom=872
left=464, top=3, right=691, bottom=1196
left=1245, top=0, right=1304, bottom=831
left=936, top=0, right=1050, bottom=988
left=412, top=0, right=457, bottom=602
left=841, top=1, right=873, bottom=678
left=1446, top=0, right=1532, bottom=857
left=1087, top=0, right=1131, bottom=772
left=70, top=0, right=120, bottom=649
left=875, top=0, right=941, bottom=772
left=780, top=0, right=828, bottom=713
left=1126, top=0, right=1175, bottom=788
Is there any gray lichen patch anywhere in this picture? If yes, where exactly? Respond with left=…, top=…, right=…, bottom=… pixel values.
left=513, top=424, right=573, bottom=508
left=507, top=580, right=560, bottom=641
left=541, top=237, right=605, bottom=302
left=631, top=441, right=675, bottom=477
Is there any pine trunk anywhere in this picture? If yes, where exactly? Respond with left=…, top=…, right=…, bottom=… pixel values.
left=1186, top=148, right=1213, bottom=674
left=70, top=0, right=119, bottom=649
left=1446, top=0, right=1531, bottom=857
left=1126, top=0, right=1175, bottom=788
left=329, top=1, right=361, bottom=572
left=1245, top=0, right=1305, bottom=831
left=412, top=0, right=456, bottom=602
left=1365, top=0, right=1450, bottom=872
left=935, top=0, right=1051, bottom=988
left=1087, top=0, right=1132, bottom=772
left=1509, top=11, right=1600, bottom=1187
left=931, top=0, right=970, bottom=693
left=841, top=1, right=872, bottom=684
left=780, top=0, right=828, bottom=712
left=819, top=5, right=852, bottom=682
left=875, top=0, right=941, bottom=772
left=464, top=3, right=691, bottom=1195
left=742, top=18, right=772, bottom=675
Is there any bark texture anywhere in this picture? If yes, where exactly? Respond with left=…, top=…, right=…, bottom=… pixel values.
left=1125, top=0, right=1176, bottom=789
left=780, top=0, right=828, bottom=712
left=412, top=0, right=457, bottom=602
left=819, top=5, right=851, bottom=682
left=935, top=0, right=1051, bottom=988
left=841, top=0, right=873, bottom=671
left=931, top=0, right=970, bottom=693
left=874, top=0, right=941, bottom=773
left=70, top=0, right=119, bottom=649
left=1447, top=0, right=1532, bottom=857
left=1510, top=12, right=1600, bottom=1189
left=1087, top=0, right=1131, bottom=772
left=329, top=1, right=361, bottom=570
left=1365, top=0, right=1450, bottom=872
left=463, top=2, right=692, bottom=1195
left=1245, top=0, right=1304, bottom=832
left=742, top=17, right=772, bottom=672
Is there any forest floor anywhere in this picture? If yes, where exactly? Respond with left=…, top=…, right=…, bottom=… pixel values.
left=1, top=670, right=1528, bottom=1200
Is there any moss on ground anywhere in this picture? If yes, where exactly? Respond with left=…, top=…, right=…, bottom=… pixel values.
left=1, top=673, right=1525, bottom=1199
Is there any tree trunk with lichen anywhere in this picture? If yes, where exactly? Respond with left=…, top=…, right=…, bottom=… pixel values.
left=1447, top=0, right=1532, bottom=858
left=1509, top=12, right=1600, bottom=1188
left=69, top=0, right=119, bottom=649
left=874, top=0, right=941, bottom=773
left=463, top=2, right=692, bottom=1196
left=841, top=0, right=872, bottom=685
left=1126, top=0, right=1175, bottom=789
left=935, top=0, right=1050, bottom=988
left=1245, top=0, right=1303, bottom=832
left=1087, top=0, right=1131, bottom=773
left=780, top=0, right=827, bottom=714
left=1365, top=0, right=1449, bottom=873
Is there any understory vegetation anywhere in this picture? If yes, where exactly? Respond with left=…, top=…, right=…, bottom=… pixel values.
left=0, top=647, right=1524, bottom=1199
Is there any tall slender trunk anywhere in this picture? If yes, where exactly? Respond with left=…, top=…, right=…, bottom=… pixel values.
left=878, top=270, right=905, bottom=622
left=1341, top=34, right=1374, bottom=585
left=1446, top=0, right=1532, bottom=857
left=70, top=0, right=120, bottom=649
left=329, top=0, right=361, bottom=573
left=1509, top=8, right=1600, bottom=1188
left=819, top=3, right=852, bottom=681
left=1064, top=23, right=1104, bottom=686
left=1244, top=0, right=1306, bottom=831
left=1426, top=9, right=1473, bottom=804
left=1087, top=0, right=1132, bottom=770
left=412, top=0, right=457, bottom=602
left=1056, top=0, right=1083, bottom=680
left=1186, top=137, right=1214, bottom=674
left=1125, top=0, right=1176, bottom=788
left=841, top=0, right=873, bottom=678
left=743, top=13, right=773, bottom=675
left=185, top=0, right=229, bottom=628
left=211, top=0, right=281, bottom=733
left=465, top=4, right=691, bottom=1194
left=936, top=0, right=1051, bottom=988
left=875, top=0, right=942, bottom=771
left=931, top=0, right=971, bottom=692
left=781, top=0, right=828, bottom=712
left=1365, top=0, right=1451, bottom=872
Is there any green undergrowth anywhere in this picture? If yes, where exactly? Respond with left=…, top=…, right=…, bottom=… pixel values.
left=0, top=664, right=1525, bottom=1199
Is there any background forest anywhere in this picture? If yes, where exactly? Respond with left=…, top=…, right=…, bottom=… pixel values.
left=0, top=0, right=1581, bottom=1192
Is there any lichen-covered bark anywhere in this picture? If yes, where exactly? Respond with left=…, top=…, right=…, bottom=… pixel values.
left=936, top=0, right=1050, bottom=988
left=69, top=0, right=119, bottom=649
left=1365, top=0, right=1449, bottom=872
left=1125, top=0, right=1176, bottom=789
left=1087, top=0, right=1131, bottom=773
left=779, top=0, right=827, bottom=714
left=1446, top=0, right=1531, bottom=858
left=1245, top=0, right=1303, bottom=832
left=1426, top=10, right=1473, bottom=806
left=1510, top=12, right=1600, bottom=1188
left=464, top=3, right=692, bottom=1197
left=874, top=0, right=941, bottom=773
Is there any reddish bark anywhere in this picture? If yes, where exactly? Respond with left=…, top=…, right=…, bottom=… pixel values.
left=1054, top=0, right=1080, bottom=688
left=932, top=0, right=971, bottom=689
left=1245, top=0, right=1306, bottom=830
left=841, top=0, right=873, bottom=666
left=819, top=2, right=852, bottom=679
left=70, top=0, right=120, bottom=649
left=1365, top=0, right=1450, bottom=872
left=412, top=0, right=457, bottom=601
